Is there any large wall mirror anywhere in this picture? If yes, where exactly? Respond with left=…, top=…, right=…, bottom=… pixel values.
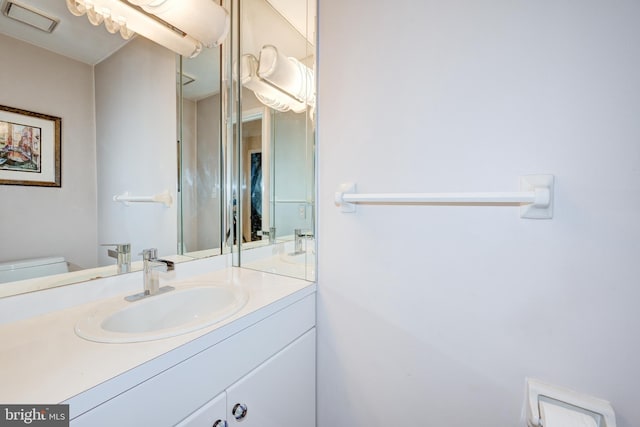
left=0, top=0, right=316, bottom=297
left=178, top=50, right=224, bottom=259
left=231, top=0, right=316, bottom=281
left=0, top=0, right=225, bottom=297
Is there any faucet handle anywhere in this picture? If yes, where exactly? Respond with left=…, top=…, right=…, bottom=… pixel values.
left=101, top=243, right=132, bottom=274
left=140, top=248, right=158, bottom=261
left=258, top=227, right=277, bottom=244
left=295, top=229, right=314, bottom=238
left=101, top=243, right=131, bottom=257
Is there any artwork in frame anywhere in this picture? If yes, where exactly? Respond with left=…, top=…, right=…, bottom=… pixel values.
left=0, top=105, right=61, bottom=187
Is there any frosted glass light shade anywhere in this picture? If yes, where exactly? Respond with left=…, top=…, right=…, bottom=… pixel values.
left=238, top=54, right=307, bottom=113
left=86, top=4, right=104, bottom=26
left=66, top=0, right=229, bottom=57
left=127, top=0, right=230, bottom=48
left=257, top=45, right=315, bottom=106
left=66, top=0, right=86, bottom=16
left=66, top=0, right=203, bottom=57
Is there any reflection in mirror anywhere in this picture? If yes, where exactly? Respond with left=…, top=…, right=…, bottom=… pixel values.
left=178, top=49, right=223, bottom=259
left=0, top=0, right=225, bottom=297
left=240, top=111, right=267, bottom=244
left=234, top=0, right=316, bottom=281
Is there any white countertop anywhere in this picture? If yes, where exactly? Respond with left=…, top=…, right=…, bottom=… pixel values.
left=241, top=239, right=316, bottom=281
left=0, top=266, right=315, bottom=412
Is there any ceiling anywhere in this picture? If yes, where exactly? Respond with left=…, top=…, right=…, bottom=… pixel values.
left=0, top=0, right=222, bottom=99
left=0, top=0, right=314, bottom=100
left=0, top=0, right=129, bottom=65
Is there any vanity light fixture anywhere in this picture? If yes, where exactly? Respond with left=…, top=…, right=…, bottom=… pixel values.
left=65, top=0, right=229, bottom=58
left=239, top=54, right=307, bottom=113
left=2, top=0, right=59, bottom=33
left=126, top=0, right=229, bottom=49
left=238, top=45, right=315, bottom=114
left=258, top=45, right=315, bottom=107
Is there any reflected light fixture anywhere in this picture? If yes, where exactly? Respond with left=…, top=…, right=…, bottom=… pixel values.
left=65, top=0, right=229, bottom=58
left=238, top=45, right=315, bottom=114
left=239, top=54, right=307, bottom=113
left=258, top=45, right=315, bottom=107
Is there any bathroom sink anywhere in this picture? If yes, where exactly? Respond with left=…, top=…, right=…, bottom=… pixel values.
left=75, top=283, right=249, bottom=343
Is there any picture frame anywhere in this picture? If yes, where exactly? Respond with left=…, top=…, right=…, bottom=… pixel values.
left=0, top=105, right=61, bottom=187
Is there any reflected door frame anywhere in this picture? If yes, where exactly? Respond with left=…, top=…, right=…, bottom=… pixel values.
left=240, top=107, right=272, bottom=242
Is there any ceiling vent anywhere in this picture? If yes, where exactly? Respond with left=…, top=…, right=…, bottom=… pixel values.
left=2, top=0, right=59, bottom=33
left=181, top=73, right=195, bottom=86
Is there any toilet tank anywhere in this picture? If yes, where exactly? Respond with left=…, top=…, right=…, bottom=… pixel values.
left=0, top=257, right=69, bottom=283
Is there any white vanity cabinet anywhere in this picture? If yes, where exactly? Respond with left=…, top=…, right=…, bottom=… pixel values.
left=177, top=392, right=227, bottom=427
left=178, top=329, right=315, bottom=427
left=69, top=292, right=315, bottom=427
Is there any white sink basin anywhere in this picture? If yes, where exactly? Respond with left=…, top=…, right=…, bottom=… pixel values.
left=75, top=283, right=249, bottom=343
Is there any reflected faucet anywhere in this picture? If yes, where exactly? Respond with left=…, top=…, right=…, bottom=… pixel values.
left=259, top=227, right=277, bottom=244
left=125, top=248, right=175, bottom=302
left=294, top=229, right=314, bottom=254
left=102, top=243, right=131, bottom=274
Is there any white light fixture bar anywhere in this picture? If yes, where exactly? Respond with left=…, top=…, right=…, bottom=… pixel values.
left=238, top=54, right=307, bottom=113
left=2, top=0, right=59, bottom=33
left=258, top=45, right=315, bottom=105
left=127, top=0, right=229, bottom=48
left=237, top=45, right=316, bottom=114
left=65, top=0, right=229, bottom=58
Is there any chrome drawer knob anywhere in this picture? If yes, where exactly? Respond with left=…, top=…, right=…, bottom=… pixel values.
left=232, top=403, right=248, bottom=420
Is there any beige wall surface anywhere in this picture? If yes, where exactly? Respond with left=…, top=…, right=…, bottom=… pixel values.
left=195, top=94, right=222, bottom=251
left=0, top=33, right=98, bottom=269
left=95, top=37, right=177, bottom=265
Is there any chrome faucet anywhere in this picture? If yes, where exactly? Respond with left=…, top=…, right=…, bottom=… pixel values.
left=259, top=227, right=277, bottom=244
left=294, top=229, right=314, bottom=254
left=102, top=243, right=131, bottom=274
left=125, top=248, right=175, bottom=302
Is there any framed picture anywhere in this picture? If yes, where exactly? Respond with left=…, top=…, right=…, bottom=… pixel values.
left=0, top=105, right=61, bottom=187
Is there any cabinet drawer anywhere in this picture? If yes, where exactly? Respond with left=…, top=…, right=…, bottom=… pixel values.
left=176, top=392, right=226, bottom=427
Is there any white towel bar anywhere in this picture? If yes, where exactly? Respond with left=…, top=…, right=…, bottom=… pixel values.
left=335, top=175, right=554, bottom=219
left=113, top=190, right=173, bottom=208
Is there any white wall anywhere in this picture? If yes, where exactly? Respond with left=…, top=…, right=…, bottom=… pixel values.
left=317, top=1, right=640, bottom=426
left=182, top=99, right=198, bottom=252
left=0, top=34, right=97, bottom=269
left=273, top=111, right=314, bottom=237
left=181, top=93, right=222, bottom=253
left=95, top=37, right=177, bottom=265
left=196, top=94, right=222, bottom=251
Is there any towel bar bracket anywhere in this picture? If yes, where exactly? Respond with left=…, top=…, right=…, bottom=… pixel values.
left=335, top=182, right=358, bottom=213
left=519, top=175, right=554, bottom=219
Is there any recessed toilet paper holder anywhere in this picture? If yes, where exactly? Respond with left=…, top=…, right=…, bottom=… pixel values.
left=525, top=378, right=616, bottom=427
